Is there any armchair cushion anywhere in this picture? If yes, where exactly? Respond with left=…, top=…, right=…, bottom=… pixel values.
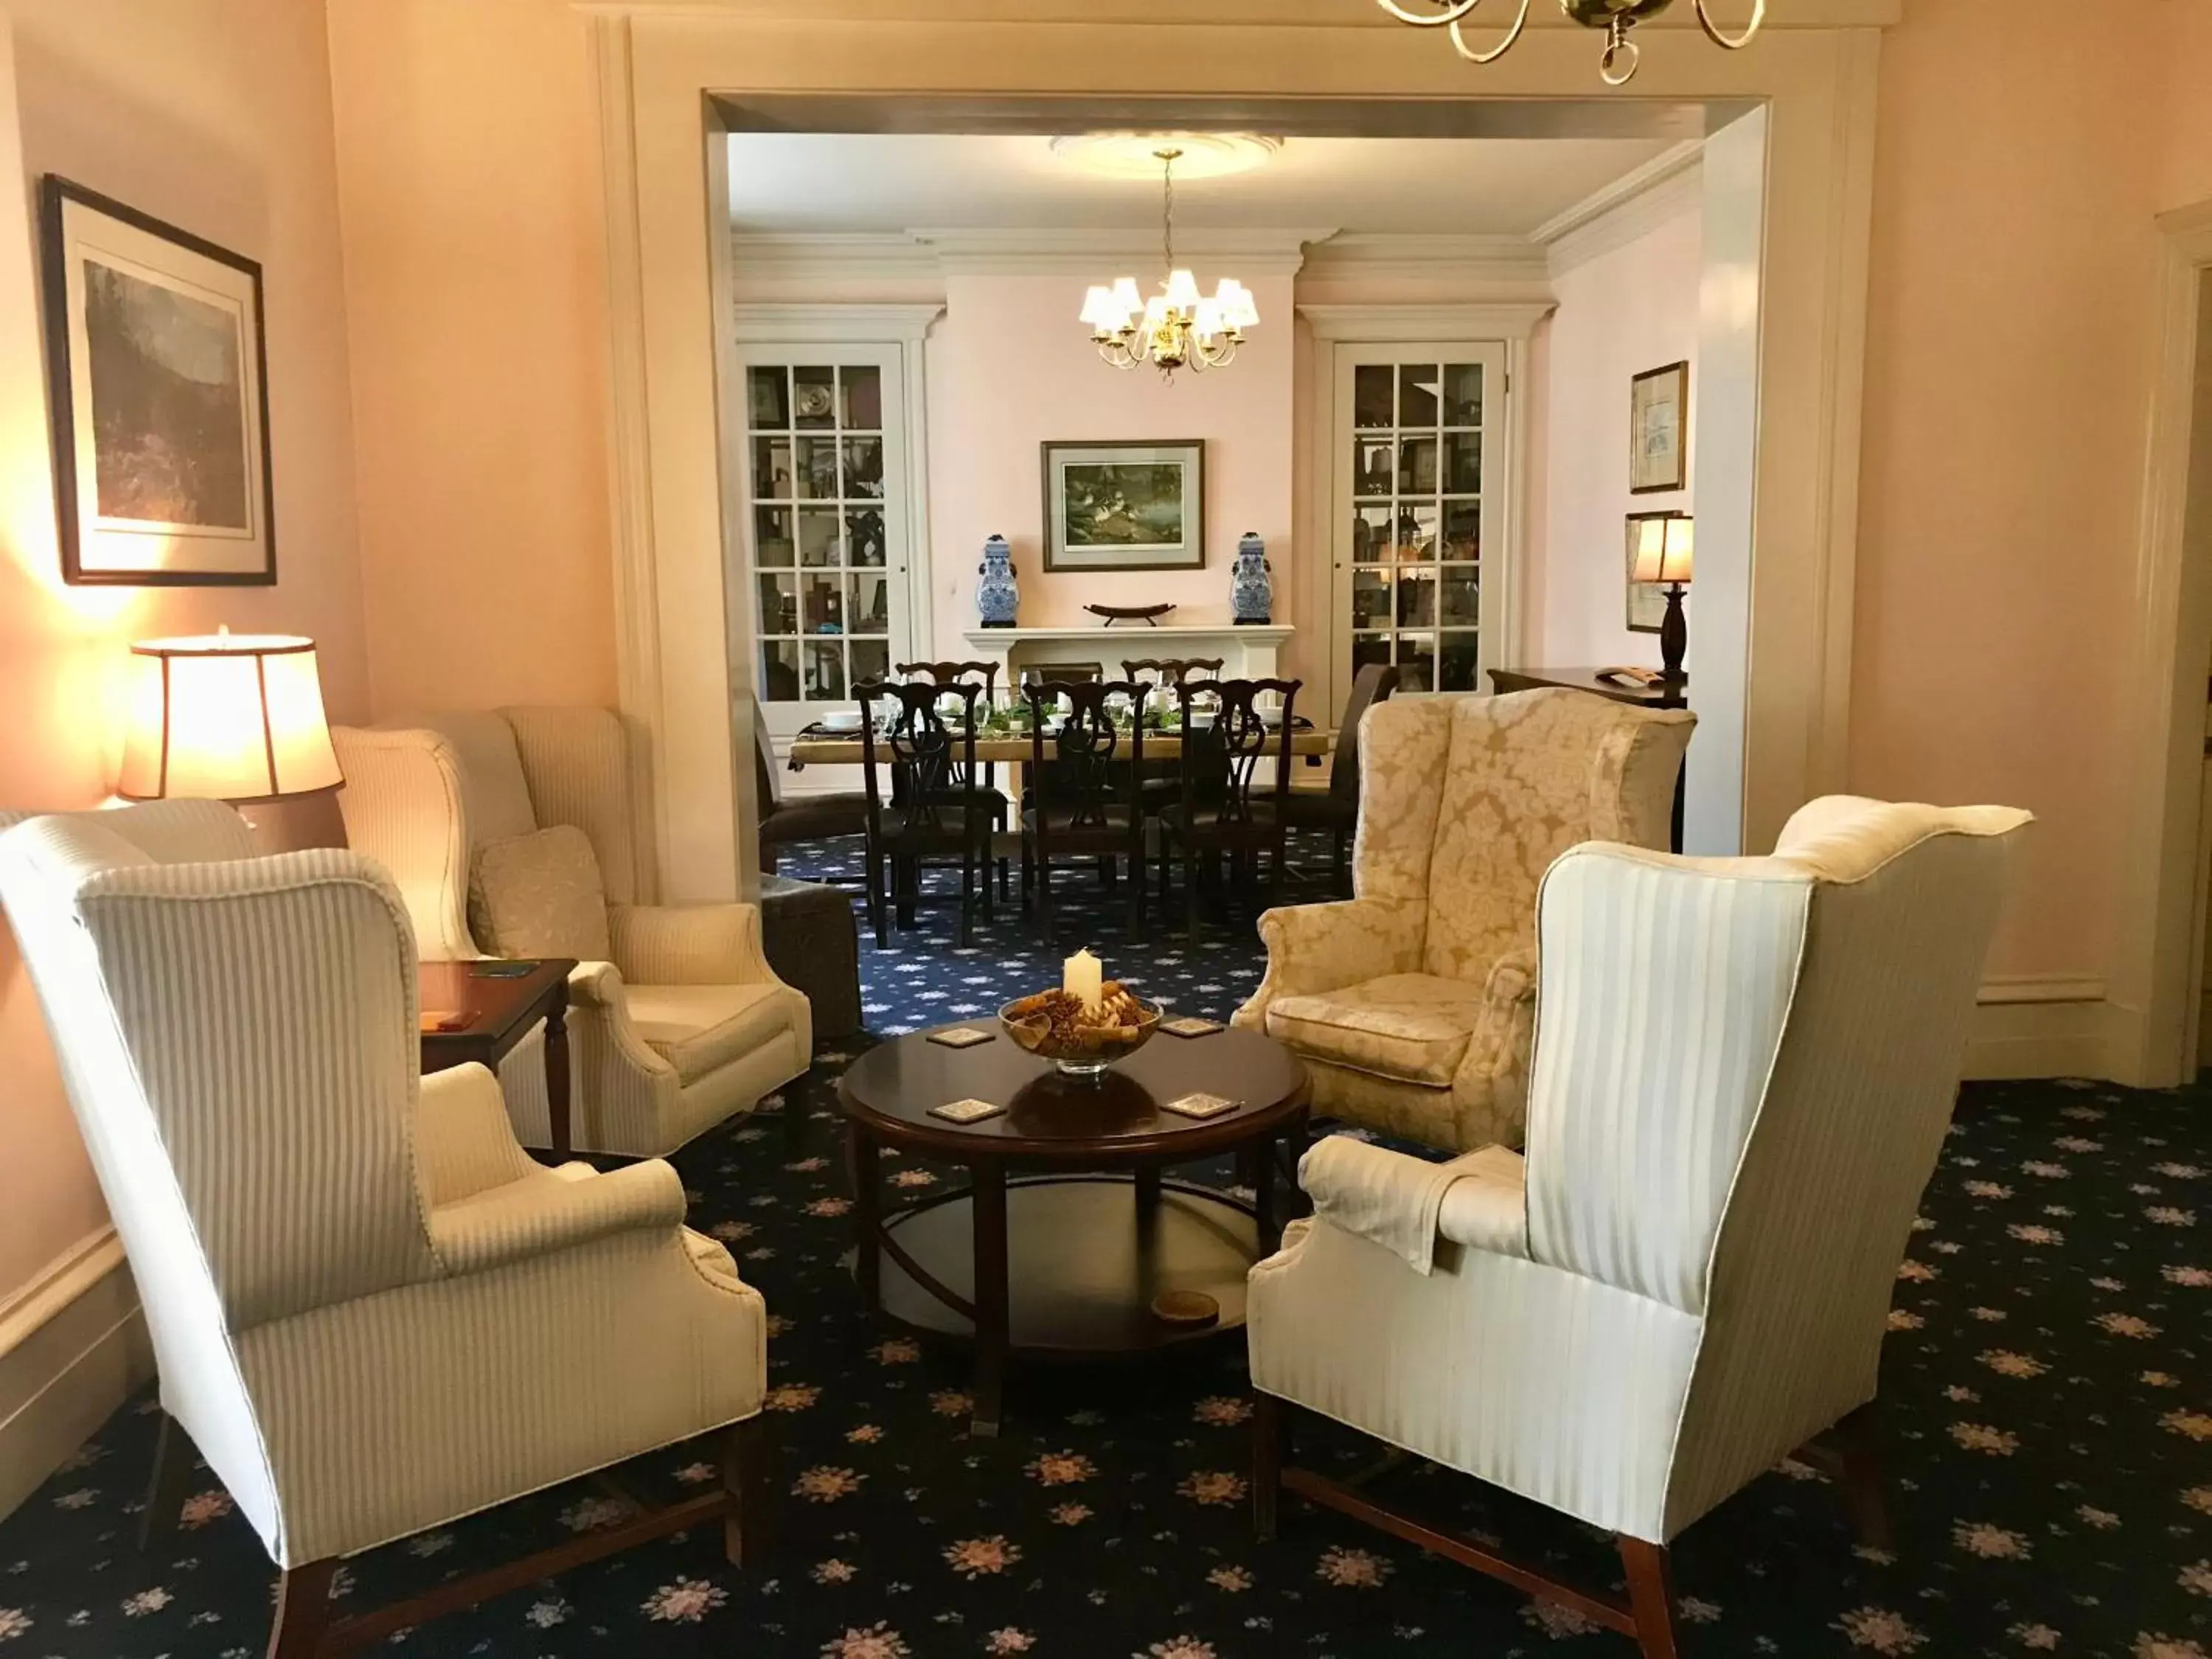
left=626, top=982, right=796, bottom=1084
left=468, top=825, right=612, bottom=961
left=1266, top=973, right=1487, bottom=1087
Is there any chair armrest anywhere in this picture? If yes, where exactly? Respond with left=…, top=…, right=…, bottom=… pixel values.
left=428, top=1158, right=688, bottom=1276
left=567, top=959, right=625, bottom=1006
left=417, top=1062, right=538, bottom=1206
left=1233, top=898, right=1424, bottom=1029
left=1436, top=1145, right=1530, bottom=1258
left=1451, top=945, right=1540, bottom=1102
left=608, top=902, right=784, bottom=989
left=1298, top=1135, right=1526, bottom=1274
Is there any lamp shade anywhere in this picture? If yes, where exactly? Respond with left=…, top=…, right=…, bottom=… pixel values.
left=116, top=631, right=343, bottom=803
left=1631, top=514, right=1694, bottom=585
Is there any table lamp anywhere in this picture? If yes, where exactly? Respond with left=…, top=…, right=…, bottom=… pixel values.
left=1630, top=513, right=1694, bottom=683
left=116, top=629, right=343, bottom=821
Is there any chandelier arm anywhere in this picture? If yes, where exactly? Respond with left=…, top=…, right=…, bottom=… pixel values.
left=1446, top=0, right=1531, bottom=65
left=1374, top=0, right=1484, bottom=24
left=1693, top=0, right=1764, bottom=49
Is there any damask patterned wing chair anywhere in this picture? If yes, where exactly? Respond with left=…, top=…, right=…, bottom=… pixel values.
left=1246, top=797, right=2031, bottom=1655
left=1234, top=687, right=1694, bottom=1152
left=334, top=708, right=810, bottom=1158
left=0, top=801, right=769, bottom=1658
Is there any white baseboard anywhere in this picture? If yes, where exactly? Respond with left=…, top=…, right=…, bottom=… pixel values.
left=1962, top=976, right=2119, bottom=1082
left=0, top=1228, right=150, bottom=1521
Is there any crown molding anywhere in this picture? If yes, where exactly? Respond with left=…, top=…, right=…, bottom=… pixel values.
left=915, top=226, right=1324, bottom=276
left=728, top=300, right=945, bottom=341
left=1297, top=301, right=1553, bottom=343
left=1535, top=140, right=1705, bottom=279
left=730, top=231, right=942, bottom=285
left=1298, top=232, right=1549, bottom=291
left=578, top=1, right=1904, bottom=27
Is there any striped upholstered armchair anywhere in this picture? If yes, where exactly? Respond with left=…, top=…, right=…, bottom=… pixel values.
left=0, top=801, right=770, bottom=1655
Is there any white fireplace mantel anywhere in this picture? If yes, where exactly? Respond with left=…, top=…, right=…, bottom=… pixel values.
left=959, top=623, right=1293, bottom=684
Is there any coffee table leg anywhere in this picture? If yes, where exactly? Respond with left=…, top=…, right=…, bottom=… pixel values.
left=1133, top=1163, right=1162, bottom=1225
left=544, top=996, right=571, bottom=1161
left=1251, top=1135, right=1279, bottom=1251
left=971, top=1160, right=1009, bottom=1439
left=847, top=1123, right=881, bottom=1311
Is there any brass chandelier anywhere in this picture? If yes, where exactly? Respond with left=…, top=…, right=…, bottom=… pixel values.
left=1377, top=0, right=1764, bottom=87
left=1079, top=147, right=1258, bottom=382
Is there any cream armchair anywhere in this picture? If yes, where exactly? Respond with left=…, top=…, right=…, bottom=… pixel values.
left=1234, top=686, right=1693, bottom=1152
left=334, top=708, right=810, bottom=1157
left=1247, top=796, right=2031, bottom=1655
left=0, top=801, right=768, bottom=1658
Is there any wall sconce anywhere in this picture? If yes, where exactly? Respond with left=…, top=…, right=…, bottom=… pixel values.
left=1630, top=512, right=1694, bottom=683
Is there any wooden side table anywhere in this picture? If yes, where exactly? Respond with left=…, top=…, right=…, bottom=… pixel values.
left=417, top=959, right=578, bottom=1159
left=1488, top=666, right=1688, bottom=852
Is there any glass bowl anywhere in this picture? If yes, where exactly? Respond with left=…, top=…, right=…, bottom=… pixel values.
left=999, top=988, right=1162, bottom=1077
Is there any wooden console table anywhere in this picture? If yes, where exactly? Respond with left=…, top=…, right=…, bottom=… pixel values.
left=1488, top=667, right=1688, bottom=852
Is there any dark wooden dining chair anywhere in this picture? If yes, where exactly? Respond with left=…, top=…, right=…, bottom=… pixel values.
left=1020, top=679, right=1146, bottom=941
left=1279, top=662, right=1400, bottom=896
left=1156, top=678, right=1301, bottom=942
left=895, top=660, right=1012, bottom=897
left=1120, top=655, right=1223, bottom=686
left=752, top=699, right=870, bottom=881
left=855, top=678, right=993, bottom=948
left=1121, top=658, right=1225, bottom=814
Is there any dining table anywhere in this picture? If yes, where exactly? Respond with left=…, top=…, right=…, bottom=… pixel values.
left=785, top=724, right=1334, bottom=769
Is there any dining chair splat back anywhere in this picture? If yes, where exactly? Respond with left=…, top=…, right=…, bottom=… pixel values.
left=1159, top=677, right=1301, bottom=942
left=1021, top=679, right=1147, bottom=941
left=1121, top=656, right=1223, bottom=687
left=855, top=678, right=992, bottom=948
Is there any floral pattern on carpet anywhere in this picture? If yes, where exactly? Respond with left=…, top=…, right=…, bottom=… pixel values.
left=1, top=841, right=2208, bottom=1658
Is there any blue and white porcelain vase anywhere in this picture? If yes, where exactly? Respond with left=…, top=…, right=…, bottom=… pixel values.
left=976, top=534, right=1019, bottom=629
left=1230, top=531, right=1273, bottom=625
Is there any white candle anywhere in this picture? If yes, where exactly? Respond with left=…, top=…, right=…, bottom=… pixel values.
left=1062, top=947, right=1103, bottom=1010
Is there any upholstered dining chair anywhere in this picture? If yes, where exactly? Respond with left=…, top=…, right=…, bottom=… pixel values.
left=0, top=801, right=770, bottom=1659
left=333, top=709, right=810, bottom=1158
left=1233, top=687, right=1694, bottom=1153
left=1247, top=796, right=2032, bottom=1657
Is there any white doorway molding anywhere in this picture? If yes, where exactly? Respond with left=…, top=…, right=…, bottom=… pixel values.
left=581, top=4, right=1890, bottom=904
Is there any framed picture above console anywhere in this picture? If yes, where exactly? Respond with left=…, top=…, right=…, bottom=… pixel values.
left=41, top=177, right=275, bottom=585
left=1041, top=438, right=1205, bottom=571
left=1629, top=360, right=1688, bottom=495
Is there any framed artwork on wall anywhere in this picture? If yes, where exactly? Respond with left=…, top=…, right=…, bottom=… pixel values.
left=1040, top=439, right=1205, bottom=571
left=1629, top=360, right=1688, bottom=495
left=1625, top=512, right=1670, bottom=633
left=40, top=176, right=276, bottom=585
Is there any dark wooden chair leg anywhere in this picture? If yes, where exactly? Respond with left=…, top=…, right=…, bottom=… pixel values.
left=1253, top=1390, right=1285, bottom=1541
left=139, top=1411, right=195, bottom=1551
left=1616, top=1537, right=1679, bottom=1659
left=721, top=1413, right=776, bottom=1567
left=265, top=1558, right=338, bottom=1659
left=1832, top=1402, right=1893, bottom=1552
left=1185, top=842, right=1203, bottom=943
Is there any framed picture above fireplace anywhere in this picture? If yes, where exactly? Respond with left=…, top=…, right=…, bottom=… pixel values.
left=1041, top=438, right=1205, bottom=572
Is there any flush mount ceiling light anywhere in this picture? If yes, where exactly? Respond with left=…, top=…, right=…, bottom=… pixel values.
left=1048, top=132, right=1281, bottom=180
left=1077, top=146, right=1259, bottom=383
left=1377, top=0, right=1763, bottom=87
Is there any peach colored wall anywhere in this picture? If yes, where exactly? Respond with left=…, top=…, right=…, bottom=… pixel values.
left=1849, top=0, right=2171, bottom=983
left=326, top=0, right=616, bottom=718
left=923, top=271, right=1296, bottom=653
left=2157, top=0, right=2212, bottom=214
left=0, top=0, right=367, bottom=1300
left=1538, top=200, right=1702, bottom=667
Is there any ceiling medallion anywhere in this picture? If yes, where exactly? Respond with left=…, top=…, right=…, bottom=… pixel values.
left=1078, top=146, right=1258, bottom=383
left=1377, top=0, right=1764, bottom=87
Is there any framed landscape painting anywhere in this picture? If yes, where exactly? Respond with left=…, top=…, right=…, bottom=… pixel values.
left=1041, top=439, right=1205, bottom=571
left=41, top=177, right=274, bottom=585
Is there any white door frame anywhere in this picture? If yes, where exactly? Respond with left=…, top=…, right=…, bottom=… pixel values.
left=2109, top=198, right=2212, bottom=1085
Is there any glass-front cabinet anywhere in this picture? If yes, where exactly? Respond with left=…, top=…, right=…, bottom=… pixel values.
left=1332, top=343, right=1506, bottom=704
left=735, top=344, right=914, bottom=750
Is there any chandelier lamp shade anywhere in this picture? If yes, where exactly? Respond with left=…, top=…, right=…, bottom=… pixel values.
left=1375, top=0, right=1764, bottom=87
left=1080, top=147, right=1259, bottom=380
left=116, top=628, right=343, bottom=804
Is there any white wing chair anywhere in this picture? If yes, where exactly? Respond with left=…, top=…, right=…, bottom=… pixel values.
left=0, top=801, right=770, bottom=1659
left=333, top=708, right=810, bottom=1157
left=1234, top=686, right=1694, bottom=1152
left=1246, top=796, right=2031, bottom=1655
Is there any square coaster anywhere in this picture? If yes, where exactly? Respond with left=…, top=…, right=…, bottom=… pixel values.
left=927, top=1026, right=995, bottom=1049
left=1161, top=1016, right=1224, bottom=1039
left=1161, top=1091, right=1240, bottom=1120
left=929, top=1097, right=1006, bottom=1124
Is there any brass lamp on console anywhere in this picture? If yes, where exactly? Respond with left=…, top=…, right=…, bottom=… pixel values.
left=1630, top=512, right=1694, bottom=683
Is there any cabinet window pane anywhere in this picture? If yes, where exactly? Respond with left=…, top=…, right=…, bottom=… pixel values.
left=793, top=367, right=836, bottom=428
left=1439, top=632, right=1481, bottom=692
left=754, top=506, right=795, bottom=567
left=851, top=639, right=890, bottom=686
left=847, top=507, right=887, bottom=566
left=757, top=572, right=798, bottom=635
left=1443, top=363, right=1483, bottom=427
left=1354, top=365, right=1394, bottom=428
left=841, top=365, right=883, bottom=430
left=748, top=367, right=789, bottom=429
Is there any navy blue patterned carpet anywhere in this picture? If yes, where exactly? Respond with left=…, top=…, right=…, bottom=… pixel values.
left=4, top=837, right=2211, bottom=1658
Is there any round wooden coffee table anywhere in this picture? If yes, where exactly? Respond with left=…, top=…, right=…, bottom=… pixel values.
left=839, top=1023, right=1309, bottom=1436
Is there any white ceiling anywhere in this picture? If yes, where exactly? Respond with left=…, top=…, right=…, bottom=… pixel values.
left=725, top=133, right=1679, bottom=238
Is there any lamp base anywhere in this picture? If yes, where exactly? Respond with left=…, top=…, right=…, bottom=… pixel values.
left=1659, top=584, right=1688, bottom=681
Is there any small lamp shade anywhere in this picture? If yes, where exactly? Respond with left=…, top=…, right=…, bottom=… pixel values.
left=116, top=631, right=343, bottom=804
left=1631, top=514, right=1695, bottom=585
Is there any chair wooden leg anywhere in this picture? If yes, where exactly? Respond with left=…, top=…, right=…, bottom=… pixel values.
left=1616, top=1537, right=1679, bottom=1659
left=1253, top=1390, right=1285, bottom=1542
left=721, top=1413, right=776, bottom=1568
left=1036, top=849, right=1054, bottom=943
left=1185, top=844, right=1203, bottom=943
left=265, top=1558, right=337, bottom=1659
left=139, top=1411, right=195, bottom=1551
left=1832, top=1402, right=1893, bottom=1553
